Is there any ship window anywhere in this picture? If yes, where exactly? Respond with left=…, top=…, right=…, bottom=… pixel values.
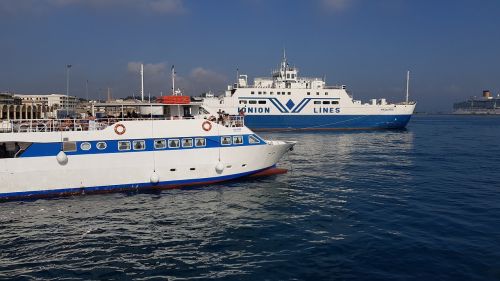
left=249, top=100, right=257, bottom=104
left=332, top=101, right=339, bottom=104
left=168, top=139, right=180, bottom=148
left=154, top=139, right=167, bottom=149
left=221, top=136, right=232, bottom=145
left=288, top=92, right=291, bottom=95
left=258, top=100, right=267, bottom=104
left=323, top=101, right=330, bottom=105
left=251, top=91, right=255, bottom=95
left=307, top=92, right=311, bottom=95
left=195, top=138, right=206, bottom=147
left=239, top=100, right=247, bottom=104
left=287, top=74, right=290, bottom=78
left=258, top=91, right=262, bottom=95
left=325, top=92, right=328, bottom=95
left=182, top=138, right=193, bottom=148
left=0, top=142, right=31, bottom=158
left=233, top=136, right=243, bottom=145
left=316, top=92, right=320, bottom=95
left=248, top=135, right=261, bottom=144
left=314, top=101, right=321, bottom=104
left=96, top=142, right=107, bottom=150
left=263, top=91, right=267, bottom=95
left=63, top=141, right=77, bottom=152
left=270, top=92, right=274, bottom=95
left=80, top=142, right=91, bottom=151
left=133, top=140, right=145, bottom=150
left=118, top=141, right=131, bottom=151
left=292, top=74, right=295, bottom=78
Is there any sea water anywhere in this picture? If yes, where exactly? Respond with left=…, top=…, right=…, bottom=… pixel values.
left=1, top=115, right=499, bottom=280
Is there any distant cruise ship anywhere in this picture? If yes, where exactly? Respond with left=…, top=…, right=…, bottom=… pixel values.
left=453, top=90, right=500, bottom=114
left=201, top=52, right=416, bottom=130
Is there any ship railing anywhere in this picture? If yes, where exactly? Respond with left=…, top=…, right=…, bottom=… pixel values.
left=323, top=85, right=346, bottom=89
left=205, top=115, right=244, bottom=128
left=395, top=101, right=417, bottom=105
left=0, top=115, right=245, bottom=133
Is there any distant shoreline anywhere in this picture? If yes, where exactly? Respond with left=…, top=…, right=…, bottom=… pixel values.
left=414, top=112, right=500, bottom=116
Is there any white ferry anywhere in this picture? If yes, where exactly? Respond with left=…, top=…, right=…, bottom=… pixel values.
left=0, top=101, right=295, bottom=201
left=201, top=53, right=416, bottom=130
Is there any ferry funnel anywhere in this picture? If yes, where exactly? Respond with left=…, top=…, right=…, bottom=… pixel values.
left=483, top=90, right=492, bottom=99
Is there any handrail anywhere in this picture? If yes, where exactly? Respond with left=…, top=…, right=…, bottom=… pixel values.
left=0, top=115, right=245, bottom=134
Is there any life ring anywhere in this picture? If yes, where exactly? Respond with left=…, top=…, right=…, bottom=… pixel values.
left=202, top=121, right=212, bottom=131
left=114, top=124, right=126, bottom=135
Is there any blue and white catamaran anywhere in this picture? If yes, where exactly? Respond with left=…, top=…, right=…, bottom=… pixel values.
left=201, top=52, right=416, bottom=130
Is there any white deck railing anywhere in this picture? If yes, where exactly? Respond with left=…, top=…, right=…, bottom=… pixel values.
left=0, top=116, right=245, bottom=133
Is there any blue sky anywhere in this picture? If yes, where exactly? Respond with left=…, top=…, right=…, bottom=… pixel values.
left=1, top=0, right=499, bottom=112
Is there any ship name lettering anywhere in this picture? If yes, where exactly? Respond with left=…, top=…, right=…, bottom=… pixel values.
left=313, top=107, right=341, bottom=114
left=239, top=107, right=270, bottom=114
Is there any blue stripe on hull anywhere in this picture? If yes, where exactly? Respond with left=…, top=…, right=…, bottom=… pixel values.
left=0, top=166, right=275, bottom=202
left=244, top=114, right=413, bottom=130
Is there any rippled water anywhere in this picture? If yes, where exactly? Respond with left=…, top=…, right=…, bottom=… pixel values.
left=1, top=115, right=500, bottom=280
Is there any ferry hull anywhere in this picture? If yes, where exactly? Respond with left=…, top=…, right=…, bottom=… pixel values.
left=244, top=114, right=413, bottom=130
left=0, top=166, right=279, bottom=202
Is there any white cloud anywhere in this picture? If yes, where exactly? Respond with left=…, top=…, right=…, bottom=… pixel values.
left=125, top=63, right=227, bottom=96
left=127, top=61, right=168, bottom=76
left=126, top=61, right=170, bottom=96
left=189, top=67, right=227, bottom=83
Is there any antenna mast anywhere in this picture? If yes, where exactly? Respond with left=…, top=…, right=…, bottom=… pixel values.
left=406, top=70, right=410, bottom=104
left=171, top=65, right=175, bottom=95
left=140, top=64, right=144, bottom=102
left=236, top=68, right=239, bottom=88
left=85, top=80, right=89, bottom=101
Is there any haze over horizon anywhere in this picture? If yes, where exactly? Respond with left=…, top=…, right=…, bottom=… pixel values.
left=1, top=0, right=499, bottom=112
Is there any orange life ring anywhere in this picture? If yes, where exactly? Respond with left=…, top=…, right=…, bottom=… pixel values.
left=114, top=124, right=126, bottom=135
left=202, top=121, right=212, bottom=131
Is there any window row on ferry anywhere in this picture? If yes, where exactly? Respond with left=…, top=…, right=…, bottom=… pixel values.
left=239, top=100, right=267, bottom=105
left=68, top=135, right=262, bottom=153
left=313, top=101, right=339, bottom=105
left=251, top=91, right=292, bottom=95
left=250, top=91, right=333, bottom=96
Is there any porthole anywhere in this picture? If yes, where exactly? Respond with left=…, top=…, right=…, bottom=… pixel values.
left=80, top=142, right=91, bottom=151
left=96, top=142, right=107, bottom=150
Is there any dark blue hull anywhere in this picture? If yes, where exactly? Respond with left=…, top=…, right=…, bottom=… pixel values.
left=244, top=114, right=413, bottom=130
